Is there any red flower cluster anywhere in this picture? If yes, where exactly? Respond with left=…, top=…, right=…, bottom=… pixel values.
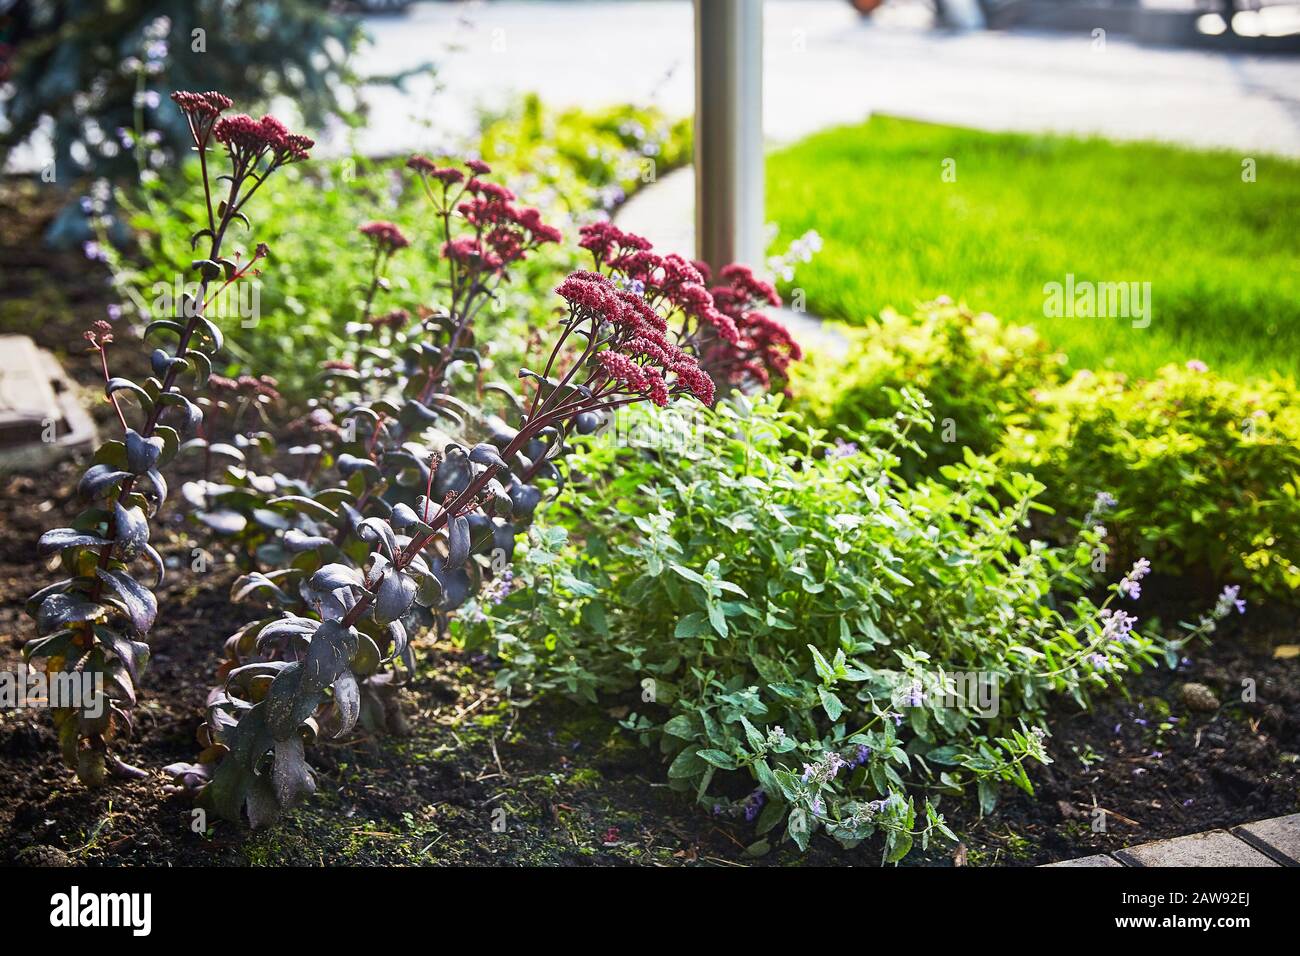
left=707, top=265, right=802, bottom=390
left=170, top=90, right=233, bottom=133
left=212, top=111, right=313, bottom=167
left=575, top=221, right=801, bottom=393
left=444, top=176, right=562, bottom=274
left=556, top=271, right=714, bottom=407
left=358, top=221, right=411, bottom=252
left=577, top=222, right=739, bottom=345
left=414, top=162, right=463, bottom=185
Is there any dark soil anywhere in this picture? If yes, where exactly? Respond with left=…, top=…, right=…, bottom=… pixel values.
left=2, top=177, right=1297, bottom=867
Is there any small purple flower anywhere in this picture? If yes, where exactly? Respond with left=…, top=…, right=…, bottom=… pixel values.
left=810, top=795, right=823, bottom=816
left=1093, top=491, right=1118, bottom=513
left=1099, top=607, right=1138, bottom=643
left=106, top=304, right=122, bottom=321
left=1118, top=557, right=1151, bottom=599
left=82, top=241, right=106, bottom=262
left=832, top=437, right=859, bottom=458
left=1186, top=359, right=1208, bottom=372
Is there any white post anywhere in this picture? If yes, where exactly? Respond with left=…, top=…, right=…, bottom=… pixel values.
left=694, top=0, right=764, bottom=275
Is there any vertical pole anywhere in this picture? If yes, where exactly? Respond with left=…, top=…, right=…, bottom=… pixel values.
left=694, top=0, right=764, bottom=275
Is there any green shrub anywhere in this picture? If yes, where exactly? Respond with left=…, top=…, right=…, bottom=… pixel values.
left=800, top=304, right=1300, bottom=602
left=478, top=94, right=692, bottom=215
left=469, top=396, right=1168, bottom=861
left=1004, top=363, right=1300, bottom=600
left=794, top=299, right=1064, bottom=476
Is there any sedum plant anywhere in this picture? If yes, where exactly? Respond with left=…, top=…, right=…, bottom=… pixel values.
left=25, top=91, right=312, bottom=784
left=163, top=165, right=802, bottom=826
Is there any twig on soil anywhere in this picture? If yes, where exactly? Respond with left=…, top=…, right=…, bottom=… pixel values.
left=490, top=733, right=506, bottom=778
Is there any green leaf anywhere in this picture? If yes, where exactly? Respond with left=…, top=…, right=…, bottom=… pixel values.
left=808, top=644, right=836, bottom=684
left=673, top=611, right=711, bottom=639
left=818, top=686, right=844, bottom=722
left=697, top=748, right=738, bottom=770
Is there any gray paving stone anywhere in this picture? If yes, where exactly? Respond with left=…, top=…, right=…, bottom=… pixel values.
left=1115, top=830, right=1280, bottom=868
left=1233, top=813, right=1300, bottom=866
left=1041, top=854, right=1124, bottom=867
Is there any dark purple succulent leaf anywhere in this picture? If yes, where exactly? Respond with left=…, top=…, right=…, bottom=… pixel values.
left=23, top=629, right=78, bottom=663
left=106, top=377, right=152, bottom=408
left=509, top=480, right=542, bottom=520
left=112, top=501, right=149, bottom=558
left=336, top=453, right=379, bottom=478
left=254, top=616, right=319, bottom=655
left=413, top=567, right=444, bottom=608
left=158, top=391, right=203, bottom=433
left=386, top=619, right=408, bottom=661
left=244, top=776, right=281, bottom=829
left=282, top=528, right=332, bottom=553
left=139, top=468, right=168, bottom=511
left=307, top=563, right=364, bottom=594
left=141, top=543, right=166, bottom=588
left=37, top=592, right=105, bottom=634
left=389, top=502, right=420, bottom=529
left=432, top=446, right=471, bottom=498
left=95, top=568, right=157, bottom=633
left=92, top=625, right=150, bottom=686
left=469, top=442, right=507, bottom=471
left=38, top=527, right=110, bottom=555
left=435, top=566, right=472, bottom=611
left=264, top=662, right=322, bottom=740
left=207, top=442, right=244, bottom=462
left=302, top=620, right=357, bottom=694
left=231, top=571, right=292, bottom=604
left=25, top=578, right=73, bottom=617
left=124, top=428, right=165, bottom=473
left=77, top=464, right=132, bottom=501
left=251, top=508, right=292, bottom=532
left=493, top=522, right=518, bottom=563
left=330, top=671, right=361, bottom=738
left=373, top=566, right=416, bottom=625
left=447, top=514, right=471, bottom=567
left=271, top=734, right=317, bottom=807
left=192, top=314, right=224, bottom=352
left=356, top=517, right=398, bottom=558
left=402, top=399, right=443, bottom=426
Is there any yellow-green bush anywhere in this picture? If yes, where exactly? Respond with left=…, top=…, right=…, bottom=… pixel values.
left=1003, top=364, right=1300, bottom=599
left=794, top=300, right=1065, bottom=476
left=798, top=303, right=1300, bottom=601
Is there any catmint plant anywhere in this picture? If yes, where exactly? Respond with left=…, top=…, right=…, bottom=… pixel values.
left=25, top=92, right=311, bottom=784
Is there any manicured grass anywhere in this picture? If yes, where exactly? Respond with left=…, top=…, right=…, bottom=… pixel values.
left=766, top=116, right=1300, bottom=381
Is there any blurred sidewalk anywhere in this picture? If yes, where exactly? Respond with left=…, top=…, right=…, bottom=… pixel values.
left=352, top=0, right=1300, bottom=157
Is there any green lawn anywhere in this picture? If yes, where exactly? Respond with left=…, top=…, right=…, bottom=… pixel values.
left=766, top=116, right=1300, bottom=381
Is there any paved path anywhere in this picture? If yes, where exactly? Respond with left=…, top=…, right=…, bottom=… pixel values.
left=1043, top=813, right=1300, bottom=866
left=351, top=0, right=1300, bottom=158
